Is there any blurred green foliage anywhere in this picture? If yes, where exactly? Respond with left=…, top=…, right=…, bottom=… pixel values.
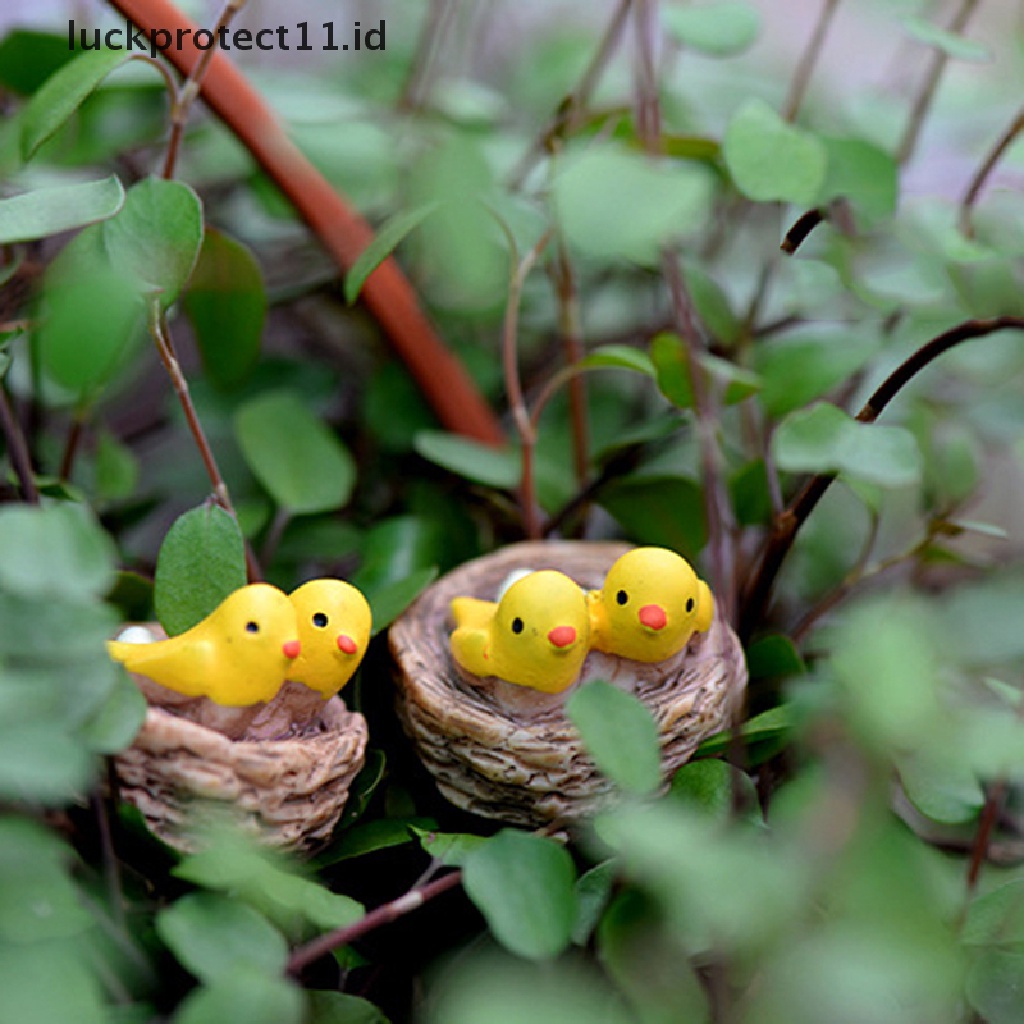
left=2, top=0, right=1024, bottom=1021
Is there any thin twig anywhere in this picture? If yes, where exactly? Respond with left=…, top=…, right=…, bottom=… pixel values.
left=286, top=870, right=462, bottom=977
left=958, top=104, right=1024, bottom=236
left=58, top=408, right=86, bottom=484
left=508, top=0, right=633, bottom=189
left=549, top=236, right=590, bottom=489
left=781, top=208, right=827, bottom=254
left=0, top=383, right=39, bottom=503
left=966, top=780, right=1008, bottom=894
left=663, top=251, right=737, bottom=621
left=162, top=0, right=247, bottom=180
left=259, top=507, right=291, bottom=571
left=632, top=0, right=661, bottom=155
left=93, top=768, right=126, bottom=933
left=397, top=0, right=457, bottom=112
left=897, top=0, right=982, bottom=165
left=503, top=232, right=552, bottom=540
left=739, top=316, right=1024, bottom=640
left=782, top=0, right=843, bottom=123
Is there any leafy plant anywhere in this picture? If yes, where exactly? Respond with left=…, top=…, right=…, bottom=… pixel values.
left=2, top=0, right=1024, bottom=1021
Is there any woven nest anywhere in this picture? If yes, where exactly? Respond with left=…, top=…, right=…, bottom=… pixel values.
left=114, top=683, right=368, bottom=853
left=390, top=541, right=747, bottom=826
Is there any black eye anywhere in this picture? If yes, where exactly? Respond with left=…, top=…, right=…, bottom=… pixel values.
left=511, top=617, right=524, bottom=635
left=313, top=612, right=328, bottom=628
left=245, top=621, right=260, bottom=634
left=616, top=590, right=628, bottom=605
left=686, top=597, right=695, bottom=613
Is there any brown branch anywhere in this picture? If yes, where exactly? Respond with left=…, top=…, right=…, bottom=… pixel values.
left=966, top=779, right=1008, bottom=894
left=397, top=0, right=457, bottom=113
left=106, top=0, right=502, bottom=446
left=58, top=409, right=86, bottom=483
left=897, top=0, right=982, bottom=165
left=739, top=316, right=1024, bottom=640
left=162, top=0, right=245, bottom=179
left=286, top=870, right=462, bottom=977
left=550, top=236, right=589, bottom=489
left=508, top=0, right=633, bottom=189
left=503, top=233, right=551, bottom=541
left=782, top=0, right=843, bottom=123
left=0, top=383, right=39, bottom=503
left=959, top=104, right=1024, bottom=236
left=781, top=208, right=826, bottom=254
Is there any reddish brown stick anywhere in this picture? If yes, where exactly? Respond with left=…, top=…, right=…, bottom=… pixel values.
left=107, top=0, right=503, bottom=446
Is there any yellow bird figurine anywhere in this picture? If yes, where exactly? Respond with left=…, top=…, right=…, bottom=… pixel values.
left=587, top=547, right=714, bottom=663
left=286, top=579, right=373, bottom=698
left=107, top=583, right=302, bottom=706
left=449, top=569, right=590, bottom=693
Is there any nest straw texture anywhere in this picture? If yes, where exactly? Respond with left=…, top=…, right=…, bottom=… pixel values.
left=391, top=541, right=747, bottom=826
left=114, top=696, right=368, bottom=852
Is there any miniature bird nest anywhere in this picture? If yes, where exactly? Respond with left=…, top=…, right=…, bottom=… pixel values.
left=114, top=679, right=368, bottom=853
left=390, top=541, right=747, bottom=826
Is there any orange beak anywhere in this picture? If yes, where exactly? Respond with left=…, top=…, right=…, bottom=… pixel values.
left=638, top=604, right=667, bottom=631
left=337, top=634, right=358, bottom=655
left=282, top=639, right=302, bottom=659
left=548, top=625, right=577, bottom=649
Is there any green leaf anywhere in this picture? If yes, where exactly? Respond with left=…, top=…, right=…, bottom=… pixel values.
left=78, top=672, right=146, bottom=753
left=773, top=402, right=922, bottom=488
left=316, top=818, right=431, bottom=865
left=153, top=503, right=248, bottom=636
left=307, top=991, right=390, bottom=1024
left=963, top=880, right=1024, bottom=947
left=175, top=966, right=304, bottom=1024
left=36, top=265, right=145, bottom=397
left=895, top=750, right=983, bottom=825
left=0, top=724, right=95, bottom=804
left=902, top=15, right=990, bottom=62
left=696, top=704, right=796, bottom=759
left=101, top=177, right=204, bottom=308
left=0, top=30, right=77, bottom=96
left=669, top=759, right=736, bottom=821
left=966, top=950, right=1024, bottom=1024
left=20, top=48, right=131, bottom=160
left=754, top=329, right=880, bottom=418
left=414, top=431, right=520, bottom=489
left=0, top=176, right=124, bottom=244
left=683, top=261, right=742, bottom=346
left=723, top=98, right=827, bottom=205
left=462, top=831, right=577, bottom=959
left=157, top=894, right=288, bottom=984
left=746, top=634, right=806, bottom=681
left=576, top=345, right=656, bottom=376
left=554, top=144, right=714, bottom=265
left=571, top=860, right=618, bottom=945
left=598, top=474, right=707, bottom=559
left=565, top=681, right=662, bottom=795
left=183, top=228, right=266, bottom=390
left=94, top=430, right=139, bottom=503
left=819, top=137, right=898, bottom=224
left=426, top=959, right=633, bottom=1024
left=235, top=391, right=356, bottom=515
left=345, top=202, right=439, bottom=304
left=0, top=503, right=116, bottom=600
left=650, top=332, right=760, bottom=408
left=412, top=828, right=489, bottom=867
left=366, top=566, right=439, bottom=637
left=662, top=2, right=761, bottom=56
left=0, top=942, right=107, bottom=1024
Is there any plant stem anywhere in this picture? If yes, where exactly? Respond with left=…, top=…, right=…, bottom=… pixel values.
left=508, top=0, right=633, bottom=189
left=633, top=0, right=662, bottom=155
left=897, top=0, right=982, bottom=165
left=58, top=406, right=87, bottom=484
left=503, top=232, right=551, bottom=541
left=781, top=208, right=826, bottom=254
left=259, top=507, right=290, bottom=570
left=286, top=870, right=462, bottom=977
left=739, top=316, right=1024, bottom=640
left=663, top=251, right=736, bottom=621
left=397, top=0, right=456, bottom=112
left=0, top=383, right=39, bottom=503
left=550, top=235, right=590, bottom=489
left=782, top=0, right=843, bottom=123
left=108, top=0, right=503, bottom=446
left=966, top=779, right=1007, bottom=894
left=958, top=104, right=1024, bottom=236
left=162, top=0, right=246, bottom=180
